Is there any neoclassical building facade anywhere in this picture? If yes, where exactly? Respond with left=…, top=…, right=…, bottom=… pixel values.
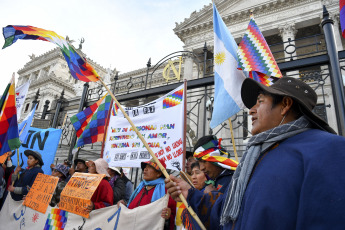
left=15, top=0, right=344, bottom=164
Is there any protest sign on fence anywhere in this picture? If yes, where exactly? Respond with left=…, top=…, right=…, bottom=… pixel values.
left=11, top=127, right=62, bottom=174
left=59, top=172, right=104, bottom=218
left=103, top=84, right=185, bottom=171
left=23, top=173, right=59, bottom=214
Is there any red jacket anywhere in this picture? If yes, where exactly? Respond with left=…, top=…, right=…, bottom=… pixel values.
left=91, top=178, right=113, bottom=209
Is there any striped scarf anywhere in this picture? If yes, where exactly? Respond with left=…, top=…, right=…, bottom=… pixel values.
left=220, top=116, right=311, bottom=225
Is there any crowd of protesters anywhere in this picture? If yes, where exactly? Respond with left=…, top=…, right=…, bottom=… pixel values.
left=1, top=77, right=345, bottom=230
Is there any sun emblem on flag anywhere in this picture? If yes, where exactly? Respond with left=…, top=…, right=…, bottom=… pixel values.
left=214, top=52, right=226, bottom=65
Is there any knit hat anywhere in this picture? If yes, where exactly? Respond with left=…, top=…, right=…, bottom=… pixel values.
left=86, top=158, right=110, bottom=177
left=53, top=164, right=69, bottom=178
left=193, top=135, right=238, bottom=170
left=141, top=158, right=166, bottom=172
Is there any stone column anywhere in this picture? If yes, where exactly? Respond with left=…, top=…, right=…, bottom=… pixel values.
left=278, top=22, right=298, bottom=61
left=183, top=55, right=194, bottom=80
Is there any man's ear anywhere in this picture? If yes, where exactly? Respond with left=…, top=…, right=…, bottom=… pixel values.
left=281, top=97, right=293, bottom=116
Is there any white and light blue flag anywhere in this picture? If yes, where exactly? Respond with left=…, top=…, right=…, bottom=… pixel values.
left=18, top=104, right=36, bottom=143
left=15, top=80, right=31, bottom=120
left=210, top=4, right=246, bottom=129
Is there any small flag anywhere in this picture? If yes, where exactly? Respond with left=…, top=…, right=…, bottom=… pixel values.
left=163, top=88, right=183, bottom=109
left=111, top=103, right=119, bottom=116
left=18, top=104, right=37, bottom=143
left=210, top=3, right=247, bottom=129
left=71, top=94, right=112, bottom=148
left=237, top=16, right=282, bottom=86
left=340, top=0, right=345, bottom=38
left=0, top=76, right=21, bottom=155
left=70, top=94, right=109, bottom=138
left=15, top=80, right=31, bottom=120
left=2, top=25, right=99, bottom=82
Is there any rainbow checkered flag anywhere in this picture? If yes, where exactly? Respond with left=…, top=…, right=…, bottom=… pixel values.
left=3, top=25, right=99, bottom=82
left=163, top=88, right=183, bottom=109
left=70, top=94, right=111, bottom=148
left=237, top=16, right=282, bottom=86
left=0, top=76, right=21, bottom=155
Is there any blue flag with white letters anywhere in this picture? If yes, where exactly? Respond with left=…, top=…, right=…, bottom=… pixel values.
left=11, top=127, right=62, bottom=174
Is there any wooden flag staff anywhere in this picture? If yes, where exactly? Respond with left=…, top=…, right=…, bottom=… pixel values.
left=98, top=78, right=206, bottom=230
left=228, top=118, right=239, bottom=162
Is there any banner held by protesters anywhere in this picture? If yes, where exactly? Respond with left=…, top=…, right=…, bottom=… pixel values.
left=103, top=84, right=185, bottom=171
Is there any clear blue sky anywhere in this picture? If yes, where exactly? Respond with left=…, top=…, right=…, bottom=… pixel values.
left=0, top=0, right=211, bottom=92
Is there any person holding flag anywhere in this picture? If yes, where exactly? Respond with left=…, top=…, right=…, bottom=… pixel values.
left=8, top=150, right=44, bottom=201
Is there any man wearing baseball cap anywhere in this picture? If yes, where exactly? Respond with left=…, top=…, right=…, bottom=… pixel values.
left=166, top=77, right=345, bottom=229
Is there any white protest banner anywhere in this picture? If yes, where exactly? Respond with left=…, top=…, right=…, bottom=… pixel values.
left=0, top=194, right=168, bottom=230
left=16, top=80, right=31, bottom=120
left=103, top=84, right=185, bottom=171
left=64, top=195, right=168, bottom=230
left=0, top=196, right=49, bottom=230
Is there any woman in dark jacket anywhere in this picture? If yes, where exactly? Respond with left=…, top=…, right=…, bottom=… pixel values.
left=8, top=150, right=44, bottom=201
left=107, top=166, right=125, bottom=204
left=50, top=164, right=68, bottom=207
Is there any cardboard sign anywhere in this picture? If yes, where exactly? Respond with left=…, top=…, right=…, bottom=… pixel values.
left=103, top=84, right=185, bottom=171
left=0, top=151, right=10, bottom=164
left=23, top=173, right=59, bottom=214
left=59, top=173, right=104, bottom=218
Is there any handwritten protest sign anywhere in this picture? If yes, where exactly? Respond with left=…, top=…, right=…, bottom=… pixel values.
left=23, top=173, right=59, bottom=214
left=103, top=84, right=185, bottom=171
left=59, top=172, right=104, bottom=218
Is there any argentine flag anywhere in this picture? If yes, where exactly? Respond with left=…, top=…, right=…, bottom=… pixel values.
left=210, top=4, right=246, bottom=129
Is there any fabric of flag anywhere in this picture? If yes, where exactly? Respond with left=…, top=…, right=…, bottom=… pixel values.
left=70, top=94, right=108, bottom=138
left=15, top=80, right=31, bottom=120
left=210, top=4, right=247, bottom=129
left=193, top=138, right=238, bottom=171
left=44, top=208, right=68, bottom=230
left=74, top=94, right=112, bottom=148
left=0, top=76, right=21, bottom=156
left=18, top=104, right=37, bottom=143
left=237, top=17, right=282, bottom=86
left=340, top=0, right=345, bottom=38
left=163, top=88, right=183, bottom=109
left=111, top=103, right=119, bottom=116
left=2, top=25, right=99, bottom=82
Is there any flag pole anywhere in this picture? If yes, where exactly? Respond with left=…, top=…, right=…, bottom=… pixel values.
left=182, top=80, right=187, bottom=172
left=228, top=118, right=239, bottom=162
left=16, top=122, right=27, bottom=180
left=98, top=78, right=206, bottom=230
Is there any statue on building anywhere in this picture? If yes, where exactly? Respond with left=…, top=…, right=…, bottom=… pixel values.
left=66, top=35, right=75, bottom=44
left=78, top=38, right=85, bottom=50
left=73, top=81, right=84, bottom=97
left=29, top=53, right=36, bottom=60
